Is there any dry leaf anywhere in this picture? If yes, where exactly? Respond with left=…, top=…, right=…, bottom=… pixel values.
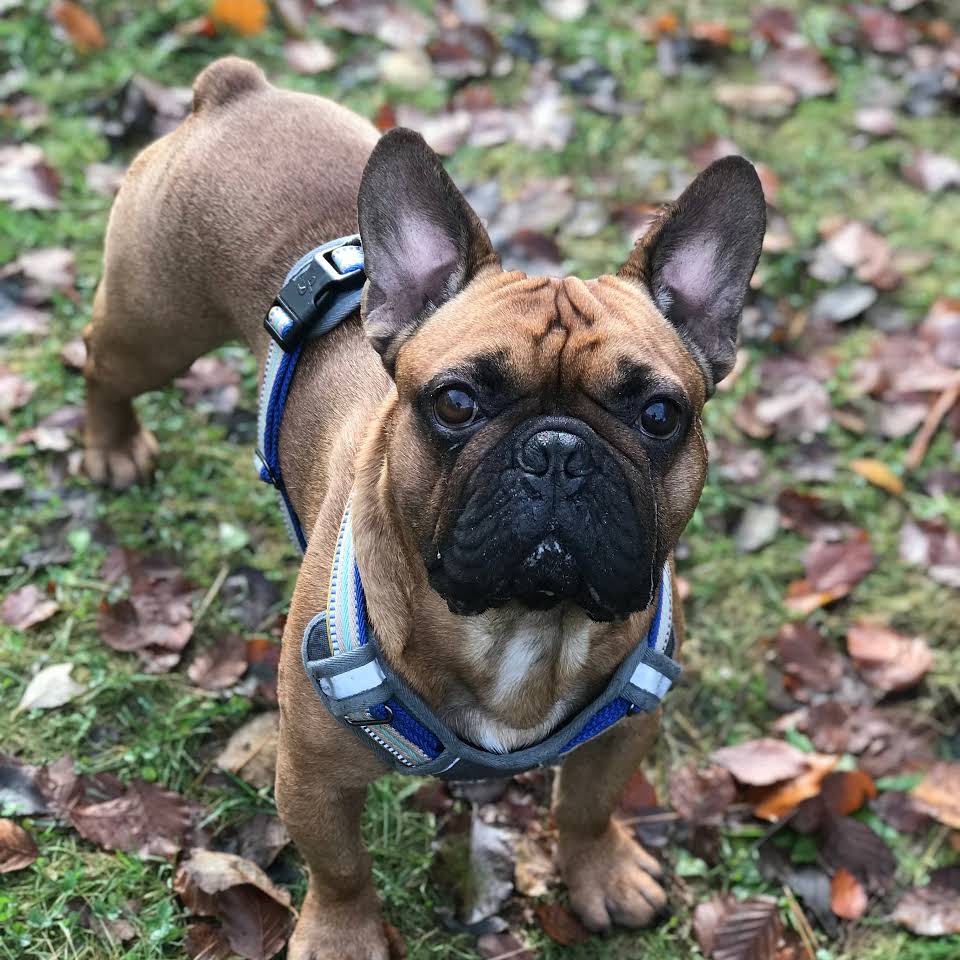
left=210, top=0, right=268, bottom=36
left=819, top=770, right=876, bottom=816
left=513, top=833, right=555, bottom=898
left=187, top=634, right=248, bottom=691
left=50, top=1, right=106, bottom=52
left=215, top=712, right=279, bottom=789
left=900, top=519, right=960, bottom=589
left=831, top=867, right=867, bottom=920
left=15, top=663, right=86, bottom=714
left=669, top=764, right=736, bottom=824
left=750, top=753, right=838, bottom=822
left=693, top=894, right=738, bottom=956
left=847, top=623, right=933, bottom=691
left=283, top=39, right=336, bottom=75
left=849, top=458, right=904, bottom=495
left=534, top=903, right=590, bottom=945
left=893, top=872, right=960, bottom=935
left=711, top=738, right=811, bottom=787
left=0, top=818, right=39, bottom=873
left=912, top=763, right=960, bottom=828
left=819, top=815, right=895, bottom=894
left=776, top=622, right=844, bottom=698
left=760, top=46, right=836, bottom=98
left=2, top=584, right=59, bottom=630
left=713, top=897, right=782, bottom=960
left=902, top=150, right=960, bottom=193
left=0, top=144, right=60, bottom=211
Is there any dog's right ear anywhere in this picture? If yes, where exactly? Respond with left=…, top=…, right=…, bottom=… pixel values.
left=358, top=128, right=499, bottom=373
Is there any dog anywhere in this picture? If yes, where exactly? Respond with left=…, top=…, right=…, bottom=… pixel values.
left=82, top=57, right=764, bottom=959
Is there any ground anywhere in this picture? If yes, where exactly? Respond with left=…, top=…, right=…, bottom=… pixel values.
left=1, top=1, right=959, bottom=959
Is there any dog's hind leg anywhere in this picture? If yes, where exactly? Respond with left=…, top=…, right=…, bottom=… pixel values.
left=82, top=273, right=228, bottom=489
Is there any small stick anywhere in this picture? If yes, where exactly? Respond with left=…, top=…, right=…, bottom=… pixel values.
left=194, top=562, right=229, bottom=627
left=905, top=379, right=960, bottom=471
left=782, top=884, right=817, bottom=960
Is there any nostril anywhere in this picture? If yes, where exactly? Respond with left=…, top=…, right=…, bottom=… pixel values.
left=520, top=431, right=593, bottom=479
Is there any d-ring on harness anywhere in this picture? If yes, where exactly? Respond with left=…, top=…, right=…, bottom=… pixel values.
left=257, top=235, right=682, bottom=781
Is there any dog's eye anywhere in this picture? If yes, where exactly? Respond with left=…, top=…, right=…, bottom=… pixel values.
left=434, top=387, right=478, bottom=428
left=639, top=398, right=681, bottom=439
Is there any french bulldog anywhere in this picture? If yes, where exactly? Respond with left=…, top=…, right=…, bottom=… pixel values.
left=82, top=57, right=764, bottom=959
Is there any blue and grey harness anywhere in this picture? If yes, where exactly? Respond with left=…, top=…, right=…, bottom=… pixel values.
left=257, top=235, right=681, bottom=780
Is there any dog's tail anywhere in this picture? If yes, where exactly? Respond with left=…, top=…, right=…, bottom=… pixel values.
left=192, top=57, right=266, bottom=113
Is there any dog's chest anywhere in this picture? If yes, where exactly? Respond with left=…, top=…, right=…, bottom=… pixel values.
left=450, top=605, right=595, bottom=753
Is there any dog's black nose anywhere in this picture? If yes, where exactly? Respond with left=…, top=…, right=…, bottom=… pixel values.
left=519, top=430, right=593, bottom=494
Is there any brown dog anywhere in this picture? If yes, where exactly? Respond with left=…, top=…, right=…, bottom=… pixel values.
left=82, top=57, right=764, bottom=958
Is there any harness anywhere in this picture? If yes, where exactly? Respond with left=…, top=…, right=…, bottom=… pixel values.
left=257, top=236, right=681, bottom=780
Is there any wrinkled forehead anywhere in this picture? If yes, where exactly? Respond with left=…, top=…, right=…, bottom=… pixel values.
left=395, top=270, right=707, bottom=404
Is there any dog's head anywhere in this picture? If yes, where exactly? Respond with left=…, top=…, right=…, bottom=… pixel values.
left=357, top=129, right=764, bottom=622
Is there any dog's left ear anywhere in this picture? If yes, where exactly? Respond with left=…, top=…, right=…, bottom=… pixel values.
left=358, top=128, right=499, bottom=373
left=620, top=156, right=765, bottom=391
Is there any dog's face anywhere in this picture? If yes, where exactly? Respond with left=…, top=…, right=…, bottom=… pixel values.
left=358, top=130, right=765, bottom=622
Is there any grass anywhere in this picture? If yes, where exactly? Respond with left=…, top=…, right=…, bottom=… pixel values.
left=1, top=0, right=959, bottom=958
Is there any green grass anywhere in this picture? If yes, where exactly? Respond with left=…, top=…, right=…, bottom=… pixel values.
left=2, top=0, right=959, bottom=957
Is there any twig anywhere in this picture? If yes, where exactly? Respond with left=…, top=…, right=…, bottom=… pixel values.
left=782, top=884, right=817, bottom=960
left=194, top=562, right=229, bottom=627
left=905, top=379, right=960, bottom=471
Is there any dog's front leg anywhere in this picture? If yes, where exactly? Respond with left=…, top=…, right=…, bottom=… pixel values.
left=554, top=711, right=667, bottom=932
left=276, top=664, right=391, bottom=960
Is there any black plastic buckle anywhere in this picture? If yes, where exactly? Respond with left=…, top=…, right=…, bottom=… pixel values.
left=345, top=704, right=394, bottom=726
left=264, top=237, right=365, bottom=351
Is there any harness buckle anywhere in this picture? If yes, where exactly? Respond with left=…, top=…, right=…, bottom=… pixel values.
left=264, top=235, right=366, bottom=351
left=345, top=704, right=394, bottom=726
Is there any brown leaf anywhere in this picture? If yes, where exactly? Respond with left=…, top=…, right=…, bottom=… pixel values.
left=714, top=81, right=797, bottom=119
left=854, top=5, right=913, bottom=53
left=2, top=584, right=59, bottom=630
left=902, top=150, right=960, bottom=193
left=760, top=46, right=836, bottom=98
left=749, top=753, right=838, bottom=822
left=50, top=1, right=106, bottom=51
left=711, top=738, right=811, bottom=787
left=535, top=903, right=590, bottom=945
left=185, top=921, right=233, bottom=960
left=900, top=519, right=960, bottom=589
left=776, top=622, right=844, bottom=698
left=776, top=490, right=850, bottom=541
left=476, top=932, right=535, bottom=960
left=175, top=357, right=241, bottom=413
left=513, top=833, right=555, bottom=898
left=830, top=867, right=867, bottom=920
left=847, top=622, right=933, bottom=691
left=693, top=894, right=738, bottom=956
left=819, top=771, right=876, bottom=816
left=0, top=818, right=39, bottom=873
left=912, top=763, right=960, bottom=828
left=188, top=634, right=248, bottom=691
left=751, top=8, right=799, bottom=46
left=70, top=780, right=194, bottom=858
left=848, top=458, right=903, bottom=495
left=175, top=849, right=294, bottom=960
left=215, top=712, right=279, bottom=789
left=819, top=815, right=895, bottom=894
left=669, top=764, right=736, bottom=824
left=921, top=296, right=960, bottom=368
left=0, top=144, right=60, bottom=210
left=227, top=813, right=290, bottom=870
left=893, top=872, right=960, bottom=936
left=870, top=790, right=931, bottom=834
left=787, top=531, right=875, bottom=612
left=713, top=897, right=782, bottom=960
left=282, top=38, right=336, bottom=75
left=0, top=247, right=75, bottom=304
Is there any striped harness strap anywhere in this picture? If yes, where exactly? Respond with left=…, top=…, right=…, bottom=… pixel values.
left=257, top=236, right=681, bottom=780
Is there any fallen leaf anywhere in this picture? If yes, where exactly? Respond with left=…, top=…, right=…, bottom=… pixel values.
left=693, top=894, right=737, bottom=956
left=713, top=897, right=782, bottom=960
left=870, top=790, right=931, bottom=834
left=849, top=458, right=903, bottom=495
left=787, top=531, right=875, bottom=612
left=669, top=763, right=737, bottom=824
left=902, top=150, right=960, bottom=193
left=175, top=357, right=241, bottom=413
left=283, top=38, right=336, bottom=74
left=912, top=763, right=960, bottom=828
left=819, top=770, right=876, bottom=816
left=1, top=247, right=75, bottom=304
left=751, top=8, right=799, bottom=46
left=513, top=833, right=555, bottom=898
left=711, top=738, right=811, bottom=787
left=854, top=106, right=897, bottom=136
left=750, top=753, right=839, bottom=822
left=476, top=932, right=535, bottom=960
left=50, top=1, right=106, bottom=52
left=921, top=297, right=960, bottom=368
left=735, top=503, right=781, bottom=553
left=818, top=814, right=895, bottom=894
left=187, top=634, right=248, bottom=691
left=777, top=490, right=850, bottom=541
left=760, top=46, right=836, bottom=98
left=821, top=220, right=902, bottom=290
left=714, top=81, right=797, bottom=118
left=84, top=161, right=126, bottom=196
left=0, top=818, right=39, bottom=873
left=854, top=5, right=913, bottom=53
left=847, top=622, right=933, bottom=691
left=0, top=143, right=60, bottom=210
left=811, top=284, right=877, bottom=324
left=175, top=849, right=293, bottom=960
left=185, top=922, right=233, bottom=960
left=69, top=780, right=195, bottom=858
left=535, top=903, right=590, bottom=945
left=215, top=712, right=279, bottom=789
left=224, top=812, right=290, bottom=870
left=210, top=0, right=268, bottom=36
left=776, top=622, right=844, bottom=697
left=900, top=519, right=960, bottom=589
left=2, top=584, right=58, bottom=630
left=830, top=867, right=867, bottom=920
left=893, top=870, right=960, bottom=936
left=15, top=662, right=86, bottom=714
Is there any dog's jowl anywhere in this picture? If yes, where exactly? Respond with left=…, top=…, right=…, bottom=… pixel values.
left=83, top=57, right=764, bottom=959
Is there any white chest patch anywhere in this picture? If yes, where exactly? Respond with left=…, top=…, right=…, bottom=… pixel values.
left=455, top=604, right=594, bottom=753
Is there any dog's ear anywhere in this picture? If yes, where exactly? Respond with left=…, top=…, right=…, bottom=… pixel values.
left=619, top=156, right=765, bottom=391
left=358, top=128, right=499, bottom=372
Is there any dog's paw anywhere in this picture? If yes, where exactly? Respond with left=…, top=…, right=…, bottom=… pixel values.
left=560, top=819, right=667, bottom=932
left=287, top=891, right=394, bottom=960
left=83, top=428, right=158, bottom=490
